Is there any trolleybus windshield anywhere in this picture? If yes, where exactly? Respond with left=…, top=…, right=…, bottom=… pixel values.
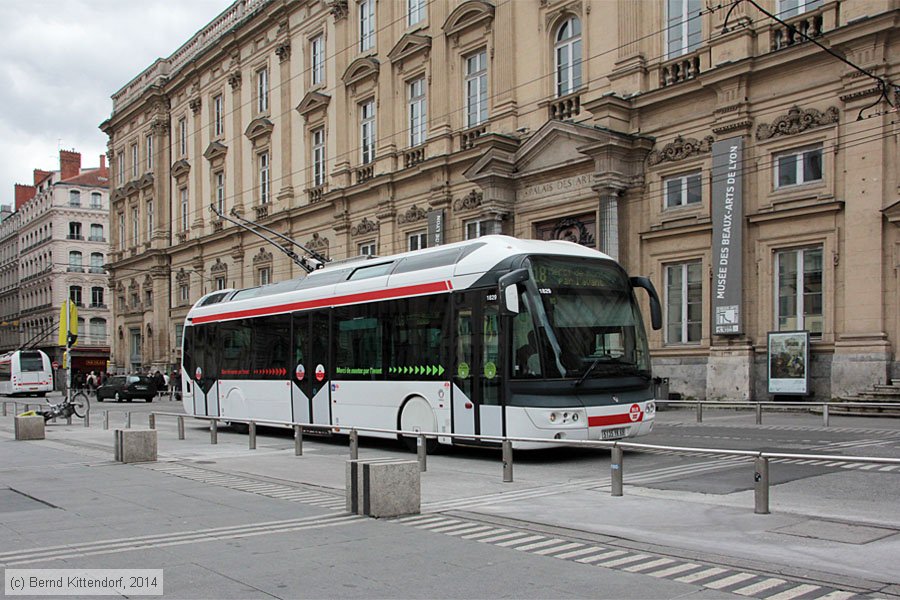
left=19, top=352, right=46, bottom=372
left=527, top=256, right=650, bottom=380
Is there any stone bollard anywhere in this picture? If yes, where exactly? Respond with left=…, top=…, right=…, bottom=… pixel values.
left=346, top=458, right=420, bottom=518
left=114, top=429, right=158, bottom=463
left=15, top=415, right=45, bottom=440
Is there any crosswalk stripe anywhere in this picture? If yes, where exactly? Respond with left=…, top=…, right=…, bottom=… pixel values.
left=622, top=558, right=675, bottom=573
left=397, top=515, right=445, bottom=525
left=515, top=538, right=567, bottom=552
left=575, top=550, right=627, bottom=564
left=477, top=532, right=531, bottom=544
left=733, top=579, right=788, bottom=596
left=704, top=572, right=756, bottom=589
left=417, top=519, right=461, bottom=530
left=461, top=528, right=508, bottom=540
left=534, top=542, right=583, bottom=556
left=675, top=567, right=728, bottom=583
left=495, top=535, right=545, bottom=548
left=766, top=584, right=821, bottom=600
left=878, top=465, right=897, bottom=471
left=428, top=523, right=485, bottom=534
left=592, top=554, right=650, bottom=569
left=554, top=546, right=605, bottom=560
left=443, top=525, right=494, bottom=537
left=645, top=562, right=701, bottom=578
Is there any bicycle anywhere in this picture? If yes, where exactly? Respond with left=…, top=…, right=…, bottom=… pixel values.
left=40, top=391, right=90, bottom=422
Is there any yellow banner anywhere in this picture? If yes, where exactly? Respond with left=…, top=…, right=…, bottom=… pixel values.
left=58, top=300, right=78, bottom=346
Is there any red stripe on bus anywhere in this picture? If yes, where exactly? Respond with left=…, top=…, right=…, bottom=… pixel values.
left=588, top=413, right=642, bottom=427
left=192, top=280, right=453, bottom=324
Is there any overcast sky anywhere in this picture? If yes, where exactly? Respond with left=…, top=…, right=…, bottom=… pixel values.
left=0, top=0, right=230, bottom=199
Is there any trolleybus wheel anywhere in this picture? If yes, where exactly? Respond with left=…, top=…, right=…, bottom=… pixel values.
left=399, top=396, right=439, bottom=454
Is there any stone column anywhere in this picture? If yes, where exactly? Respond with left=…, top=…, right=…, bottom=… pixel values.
left=491, top=1, right=517, bottom=131
left=229, top=71, right=245, bottom=214
left=276, top=41, right=294, bottom=206
left=190, top=97, right=204, bottom=229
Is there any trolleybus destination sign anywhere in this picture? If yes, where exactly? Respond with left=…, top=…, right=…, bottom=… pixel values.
left=711, top=137, right=744, bottom=335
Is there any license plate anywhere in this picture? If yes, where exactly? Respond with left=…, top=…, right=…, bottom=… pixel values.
left=601, top=427, right=627, bottom=440
left=135, top=386, right=147, bottom=390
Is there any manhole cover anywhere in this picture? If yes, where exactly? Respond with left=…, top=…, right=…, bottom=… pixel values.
left=773, top=520, right=897, bottom=544
left=0, top=489, right=58, bottom=513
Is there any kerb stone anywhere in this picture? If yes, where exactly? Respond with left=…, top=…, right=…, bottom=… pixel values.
left=115, top=429, right=158, bottom=463
left=14, top=415, right=45, bottom=440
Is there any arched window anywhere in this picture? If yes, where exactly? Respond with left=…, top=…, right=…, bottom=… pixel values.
left=554, top=17, right=582, bottom=97
left=68, top=251, right=83, bottom=272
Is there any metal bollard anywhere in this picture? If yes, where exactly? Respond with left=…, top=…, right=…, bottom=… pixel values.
left=293, top=424, right=303, bottom=456
left=696, top=401, right=703, bottom=423
left=417, top=434, right=427, bottom=472
left=502, top=439, right=513, bottom=482
left=66, top=414, right=72, bottom=425
left=125, top=412, right=131, bottom=429
left=14, top=403, right=19, bottom=414
left=103, top=410, right=109, bottom=430
left=249, top=421, right=257, bottom=450
left=1, top=402, right=5, bottom=416
left=349, top=429, right=358, bottom=459
left=754, top=456, right=770, bottom=514
left=177, top=415, right=185, bottom=440
left=149, top=413, right=156, bottom=430
left=823, top=403, right=830, bottom=427
left=755, top=403, right=762, bottom=425
left=611, top=446, right=624, bottom=496
left=210, top=419, right=218, bottom=444
left=83, top=411, right=90, bottom=427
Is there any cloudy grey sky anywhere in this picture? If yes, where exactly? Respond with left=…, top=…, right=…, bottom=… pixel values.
left=0, top=0, right=230, bottom=198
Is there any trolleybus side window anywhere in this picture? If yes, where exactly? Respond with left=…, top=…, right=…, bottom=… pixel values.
left=251, top=315, right=290, bottom=377
left=220, top=319, right=252, bottom=377
left=387, top=295, right=449, bottom=379
left=334, top=304, right=383, bottom=379
left=482, top=303, right=501, bottom=406
left=19, top=352, right=45, bottom=371
left=0, top=361, right=10, bottom=382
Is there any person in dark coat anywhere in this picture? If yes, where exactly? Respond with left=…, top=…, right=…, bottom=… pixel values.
left=152, top=370, right=165, bottom=395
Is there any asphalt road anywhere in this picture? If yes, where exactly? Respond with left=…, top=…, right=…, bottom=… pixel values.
left=1, top=400, right=898, bottom=599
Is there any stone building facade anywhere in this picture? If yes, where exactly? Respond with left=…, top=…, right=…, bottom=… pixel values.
left=102, top=0, right=899, bottom=400
left=0, top=150, right=112, bottom=377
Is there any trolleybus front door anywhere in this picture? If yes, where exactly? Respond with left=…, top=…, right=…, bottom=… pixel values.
left=452, top=292, right=504, bottom=440
left=291, top=311, right=330, bottom=426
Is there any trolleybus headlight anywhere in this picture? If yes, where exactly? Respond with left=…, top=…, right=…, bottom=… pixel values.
left=571, top=412, right=579, bottom=422
left=549, top=412, right=558, bottom=423
left=645, top=401, right=655, bottom=414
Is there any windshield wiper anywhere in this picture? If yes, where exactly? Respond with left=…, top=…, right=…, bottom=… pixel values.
left=574, top=358, right=603, bottom=387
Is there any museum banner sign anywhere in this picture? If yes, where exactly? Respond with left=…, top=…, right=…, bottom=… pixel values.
left=427, top=209, right=444, bottom=247
left=711, top=137, right=744, bottom=335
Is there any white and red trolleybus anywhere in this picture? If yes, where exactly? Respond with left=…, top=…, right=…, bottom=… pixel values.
left=181, top=236, right=663, bottom=449
left=0, top=350, right=54, bottom=397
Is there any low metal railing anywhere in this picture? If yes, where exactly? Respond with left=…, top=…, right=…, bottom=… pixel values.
left=5, top=399, right=899, bottom=516
left=657, top=399, right=900, bottom=427
left=143, top=410, right=900, bottom=516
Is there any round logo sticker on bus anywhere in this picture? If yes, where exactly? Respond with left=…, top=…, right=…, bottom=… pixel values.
left=457, top=362, right=470, bottom=379
left=629, top=403, right=643, bottom=422
left=484, top=361, right=497, bottom=380
left=295, top=363, right=306, bottom=381
left=195, top=367, right=202, bottom=381
left=315, top=364, right=326, bottom=382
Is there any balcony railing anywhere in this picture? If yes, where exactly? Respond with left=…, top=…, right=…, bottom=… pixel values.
left=89, top=303, right=108, bottom=309
left=548, top=92, right=581, bottom=121
left=66, top=266, right=85, bottom=273
left=89, top=267, right=106, bottom=274
left=308, top=186, right=325, bottom=204
left=355, top=164, right=374, bottom=184
left=88, top=236, right=106, bottom=242
left=771, top=9, right=824, bottom=51
left=67, top=234, right=84, bottom=241
left=460, top=125, right=487, bottom=150
left=404, top=146, right=425, bottom=168
left=659, top=51, right=702, bottom=88
left=253, top=204, right=269, bottom=219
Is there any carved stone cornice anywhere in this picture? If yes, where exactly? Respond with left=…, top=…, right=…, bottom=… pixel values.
left=244, top=117, right=274, bottom=142
left=138, top=173, right=155, bottom=190
left=175, top=268, right=190, bottom=284
left=328, top=0, right=348, bottom=20
left=342, top=57, right=380, bottom=88
left=453, top=189, right=483, bottom=211
left=712, top=120, right=753, bottom=136
left=756, top=105, right=839, bottom=141
left=227, top=71, right=242, bottom=90
left=171, top=159, right=191, bottom=179
left=203, top=141, right=228, bottom=162
left=306, top=232, right=329, bottom=257
left=149, top=118, right=169, bottom=136
left=275, top=41, right=291, bottom=63
left=210, top=258, right=228, bottom=274
left=189, top=97, right=202, bottom=114
left=647, top=135, right=714, bottom=166
left=350, top=217, right=379, bottom=237
left=252, top=248, right=273, bottom=265
left=398, top=204, right=427, bottom=224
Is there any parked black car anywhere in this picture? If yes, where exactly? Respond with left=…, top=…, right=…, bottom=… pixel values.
left=96, top=375, right=157, bottom=403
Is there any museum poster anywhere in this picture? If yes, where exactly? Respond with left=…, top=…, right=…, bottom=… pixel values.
left=711, top=137, right=744, bottom=335
left=768, top=331, right=810, bottom=395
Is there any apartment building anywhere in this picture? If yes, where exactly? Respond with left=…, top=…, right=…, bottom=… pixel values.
left=101, top=0, right=900, bottom=400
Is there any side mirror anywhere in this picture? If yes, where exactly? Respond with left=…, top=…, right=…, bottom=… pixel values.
left=630, top=276, right=662, bottom=331
left=498, top=268, right=530, bottom=316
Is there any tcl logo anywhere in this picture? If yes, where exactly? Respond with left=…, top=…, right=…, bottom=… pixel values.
left=629, top=403, right=643, bottom=422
